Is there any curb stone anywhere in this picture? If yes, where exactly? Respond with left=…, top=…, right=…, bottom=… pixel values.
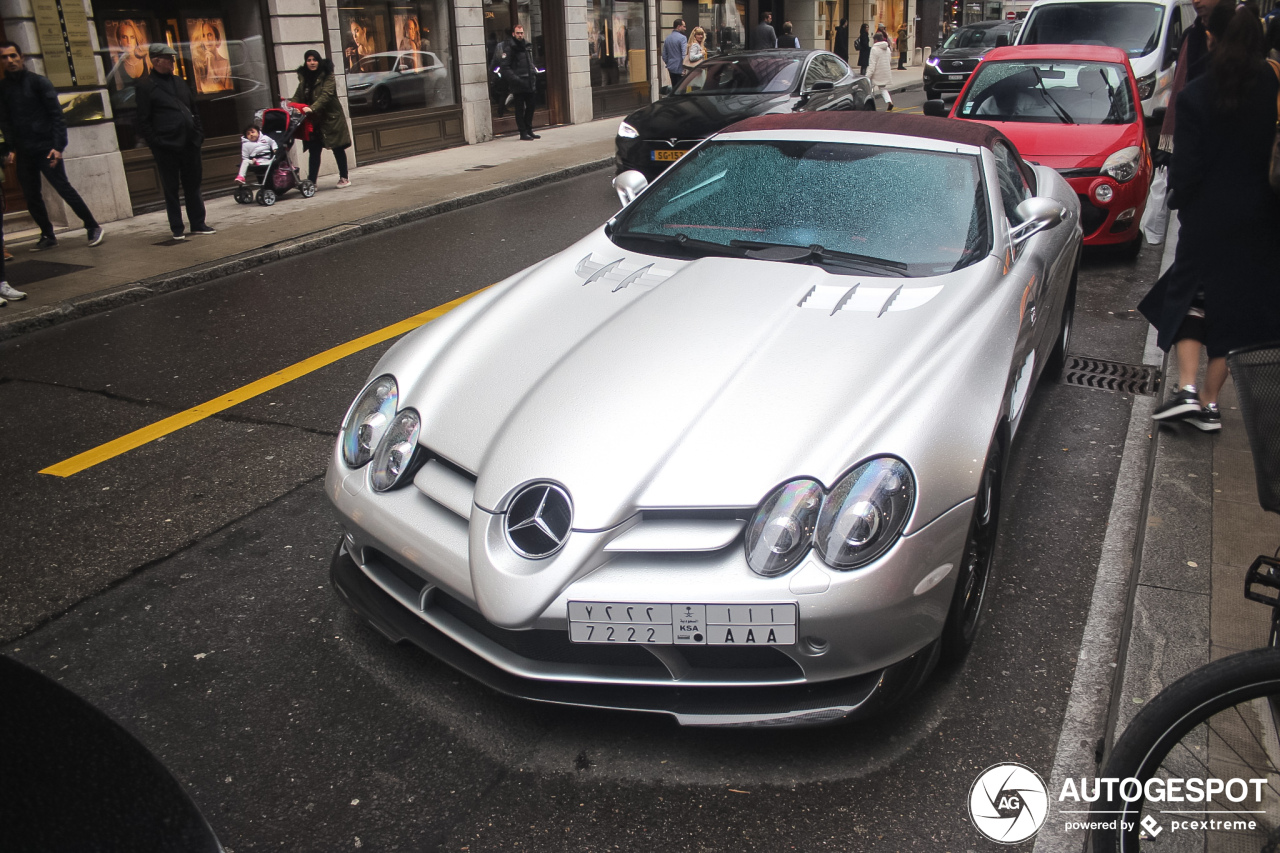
left=0, top=156, right=614, bottom=343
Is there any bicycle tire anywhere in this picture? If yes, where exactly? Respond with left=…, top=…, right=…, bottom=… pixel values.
left=1093, top=648, right=1280, bottom=852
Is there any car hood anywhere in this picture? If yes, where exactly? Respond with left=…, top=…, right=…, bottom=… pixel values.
left=933, top=46, right=995, bottom=61
left=623, top=92, right=794, bottom=139
left=387, top=232, right=1006, bottom=535
left=969, top=119, right=1140, bottom=166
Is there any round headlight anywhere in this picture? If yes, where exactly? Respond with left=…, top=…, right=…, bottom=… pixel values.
left=370, top=409, right=422, bottom=492
left=1094, top=183, right=1115, bottom=203
left=617, top=121, right=639, bottom=139
left=341, top=375, right=398, bottom=468
left=815, top=458, right=915, bottom=570
left=744, top=479, right=824, bottom=577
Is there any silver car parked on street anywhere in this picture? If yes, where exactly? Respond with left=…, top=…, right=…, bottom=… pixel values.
left=326, top=110, right=1082, bottom=727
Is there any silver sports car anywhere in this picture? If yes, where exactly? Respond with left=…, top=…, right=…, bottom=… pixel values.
left=326, top=111, right=1083, bottom=727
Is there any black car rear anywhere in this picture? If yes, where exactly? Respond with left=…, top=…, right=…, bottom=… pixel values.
left=923, top=21, right=1021, bottom=99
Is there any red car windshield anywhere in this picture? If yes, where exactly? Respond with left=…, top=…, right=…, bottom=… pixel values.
left=958, top=60, right=1136, bottom=124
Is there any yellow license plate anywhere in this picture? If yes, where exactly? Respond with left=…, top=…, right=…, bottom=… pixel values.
left=651, top=149, right=687, bottom=162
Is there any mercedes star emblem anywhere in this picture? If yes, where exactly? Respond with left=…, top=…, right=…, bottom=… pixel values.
left=505, top=483, right=573, bottom=559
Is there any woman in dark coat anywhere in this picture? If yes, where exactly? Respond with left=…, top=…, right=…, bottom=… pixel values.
left=855, top=24, right=871, bottom=75
left=291, top=50, right=353, bottom=188
left=1139, top=0, right=1280, bottom=431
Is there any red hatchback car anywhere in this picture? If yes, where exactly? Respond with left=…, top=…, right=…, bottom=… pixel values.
left=939, top=44, right=1151, bottom=255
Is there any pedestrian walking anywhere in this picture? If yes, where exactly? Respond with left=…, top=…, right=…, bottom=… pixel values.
left=0, top=170, right=27, bottom=307
left=867, top=31, right=895, bottom=109
left=685, top=27, right=708, bottom=69
left=495, top=26, right=540, bottom=140
left=834, top=18, right=850, bottom=62
left=855, top=24, right=871, bottom=75
left=896, top=24, right=909, bottom=69
left=779, top=22, right=801, bottom=49
left=1139, top=0, right=1280, bottom=432
left=136, top=43, right=214, bottom=240
left=0, top=41, right=103, bottom=251
left=751, top=11, right=777, bottom=49
left=292, top=50, right=353, bottom=186
left=663, top=19, right=688, bottom=90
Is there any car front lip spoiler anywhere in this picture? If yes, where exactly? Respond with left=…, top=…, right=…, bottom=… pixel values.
left=329, top=541, right=939, bottom=727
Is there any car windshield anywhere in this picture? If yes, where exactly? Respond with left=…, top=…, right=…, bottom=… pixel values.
left=674, top=56, right=803, bottom=94
left=941, top=26, right=1009, bottom=49
left=612, top=140, right=988, bottom=276
left=959, top=60, right=1136, bottom=124
left=1020, top=2, right=1164, bottom=57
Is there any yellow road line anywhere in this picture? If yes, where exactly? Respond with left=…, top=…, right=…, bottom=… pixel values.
left=41, top=289, right=484, bottom=478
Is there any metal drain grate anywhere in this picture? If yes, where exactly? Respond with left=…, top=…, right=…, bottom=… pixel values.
left=1063, top=356, right=1161, bottom=396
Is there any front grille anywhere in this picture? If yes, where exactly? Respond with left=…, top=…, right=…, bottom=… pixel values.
left=1062, top=356, right=1161, bottom=396
left=1077, top=194, right=1108, bottom=236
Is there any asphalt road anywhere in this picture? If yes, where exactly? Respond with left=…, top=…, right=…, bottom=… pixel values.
left=0, top=164, right=1164, bottom=851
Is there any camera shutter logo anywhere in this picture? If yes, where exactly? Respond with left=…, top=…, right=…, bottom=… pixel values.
left=968, top=763, right=1049, bottom=844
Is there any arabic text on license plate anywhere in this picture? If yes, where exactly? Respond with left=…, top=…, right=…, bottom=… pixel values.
left=948, top=74, right=965, bottom=80
left=568, top=601, right=797, bottom=646
left=651, top=149, right=687, bottom=161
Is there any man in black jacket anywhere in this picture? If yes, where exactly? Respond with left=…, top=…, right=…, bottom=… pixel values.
left=135, top=43, right=214, bottom=240
left=0, top=41, right=103, bottom=251
left=495, top=25, right=540, bottom=141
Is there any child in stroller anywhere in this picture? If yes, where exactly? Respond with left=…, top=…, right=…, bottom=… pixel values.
left=233, top=103, right=317, bottom=206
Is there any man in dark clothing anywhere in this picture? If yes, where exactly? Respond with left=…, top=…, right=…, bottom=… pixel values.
left=751, top=11, right=777, bottom=49
left=135, top=43, right=214, bottom=240
left=834, top=19, right=849, bottom=61
left=496, top=25, right=540, bottom=140
left=0, top=42, right=103, bottom=251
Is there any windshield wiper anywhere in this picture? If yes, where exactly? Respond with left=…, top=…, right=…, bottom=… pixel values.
left=728, top=240, right=909, bottom=276
left=1031, top=67, right=1074, bottom=124
left=1100, top=68, right=1123, bottom=123
left=612, top=231, right=748, bottom=258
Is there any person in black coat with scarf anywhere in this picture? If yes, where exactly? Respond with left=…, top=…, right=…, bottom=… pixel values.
left=855, top=24, right=871, bottom=76
left=1139, top=0, right=1280, bottom=431
left=495, top=24, right=540, bottom=140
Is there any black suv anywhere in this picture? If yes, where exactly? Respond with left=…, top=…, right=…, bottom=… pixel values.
left=923, top=20, right=1022, bottom=100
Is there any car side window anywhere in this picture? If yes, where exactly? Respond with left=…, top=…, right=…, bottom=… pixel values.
left=819, top=55, right=850, bottom=82
left=993, top=142, right=1032, bottom=226
left=803, top=58, right=833, bottom=89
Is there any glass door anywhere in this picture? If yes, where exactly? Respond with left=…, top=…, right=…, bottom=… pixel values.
left=484, top=0, right=561, bottom=134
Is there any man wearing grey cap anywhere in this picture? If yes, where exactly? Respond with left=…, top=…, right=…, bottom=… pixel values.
left=135, top=43, right=214, bottom=240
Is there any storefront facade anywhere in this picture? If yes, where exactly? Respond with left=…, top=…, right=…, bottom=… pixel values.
left=0, top=0, right=658, bottom=225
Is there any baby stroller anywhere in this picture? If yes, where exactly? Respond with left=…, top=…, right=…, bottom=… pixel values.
left=234, top=102, right=316, bottom=206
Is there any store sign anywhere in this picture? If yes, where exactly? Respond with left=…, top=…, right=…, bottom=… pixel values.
left=31, top=0, right=97, bottom=87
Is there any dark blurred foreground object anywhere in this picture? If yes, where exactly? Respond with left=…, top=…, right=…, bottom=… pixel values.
left=0, top=655, right=223, bottom=852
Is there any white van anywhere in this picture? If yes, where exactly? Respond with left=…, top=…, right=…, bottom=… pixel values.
left=1016, top=0, right=1195, bottom=117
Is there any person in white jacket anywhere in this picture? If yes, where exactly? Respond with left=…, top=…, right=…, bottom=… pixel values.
left=235, top=124, right=278, bottom=183
left=866, top=32, right=894, bottom=110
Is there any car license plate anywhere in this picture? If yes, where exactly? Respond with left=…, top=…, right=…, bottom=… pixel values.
left=651, top=149, right=687, bottom=162
left=948, top=74, right=965, bottom=80
left=568, top=601, right=797, bottom=645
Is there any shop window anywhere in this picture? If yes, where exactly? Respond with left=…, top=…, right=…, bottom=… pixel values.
left=587, top=0, right=648, bottom=89
left=338, top=1, right=457, bottom=116
left=100, top=3, right=271, bottom=149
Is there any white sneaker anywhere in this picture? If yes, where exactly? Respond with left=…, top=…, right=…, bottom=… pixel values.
left=0, top=282, right=26, bottom=301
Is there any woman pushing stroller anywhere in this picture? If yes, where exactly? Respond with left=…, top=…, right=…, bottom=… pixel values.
left=292, top=50, right=353, bottom=189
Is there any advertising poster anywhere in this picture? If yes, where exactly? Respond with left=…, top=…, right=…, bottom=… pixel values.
left=103, top=17, right=152, bottom=92
left=340, top=7, right=387, bottom=70
left=186, top=17, right=233, bottom=93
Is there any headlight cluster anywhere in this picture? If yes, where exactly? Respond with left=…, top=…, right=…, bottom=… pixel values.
left=744, top=458, right=915, bottom=577
left=340, top=375, right=422, bottom=492
left=617, top=121, right=639, bottom=139
left=1136, top=71, right=1157, bottom=100
left=1101, top=146, right=1142, bottom=183
left=925, top=56, right=940, bottom=67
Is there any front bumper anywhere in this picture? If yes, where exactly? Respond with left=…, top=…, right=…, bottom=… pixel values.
left=615, top=135, right=701, bottom=181
left=1063, top=169, right=1149, bottom=246
left=922, top=65, right=972, bottom=96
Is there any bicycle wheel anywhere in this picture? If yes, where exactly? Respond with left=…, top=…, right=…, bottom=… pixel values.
left=1093, top=648, right=1280, bottom=852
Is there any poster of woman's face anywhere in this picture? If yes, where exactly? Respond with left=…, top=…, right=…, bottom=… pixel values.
left=340, top=9, right=383, bottom=69
left=186, top=17, right=233, bottom=93
left=103, top=18, right=151, bottom=89
left=394, top=11, right=425, bottom=52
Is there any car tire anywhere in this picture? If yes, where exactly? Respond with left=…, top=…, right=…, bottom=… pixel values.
left=1042, top=270, right=1077, bottom=383
left=864, top=97, right=877, bottom=111
left=924, top=87, right=938, bottom=100
left=940, top=436, right=1005, bottom=664
left=372, top=87, right=392, bottom=111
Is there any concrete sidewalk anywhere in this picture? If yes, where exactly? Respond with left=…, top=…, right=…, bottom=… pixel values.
left=0, top=67, right=924, bottom=342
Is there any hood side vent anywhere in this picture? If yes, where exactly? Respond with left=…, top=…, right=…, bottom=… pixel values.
left=575, top=253, right=674, bottom=291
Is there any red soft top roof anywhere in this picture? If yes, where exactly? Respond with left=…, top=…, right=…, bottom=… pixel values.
left=722, top=110, right=1013, bottom=152
left=980, top=44, right=1132, bottom=64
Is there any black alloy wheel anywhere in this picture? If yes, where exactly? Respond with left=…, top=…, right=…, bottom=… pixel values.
left=373, top=87, right=392, bottom=111
left=1042, top=272, right=1077, bottom=382
left=940, top=437, right=1004, bottom=663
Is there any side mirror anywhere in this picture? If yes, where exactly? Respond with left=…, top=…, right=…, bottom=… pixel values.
left=808, top=80, right=835, bottom=91
left=922, top=99, right=949, bottom=117
left=1010, top=196, right=1065, bottom=245
left=613, top=170, right=649, bottom=207
left=995, top=33, right=1010, bottom=47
